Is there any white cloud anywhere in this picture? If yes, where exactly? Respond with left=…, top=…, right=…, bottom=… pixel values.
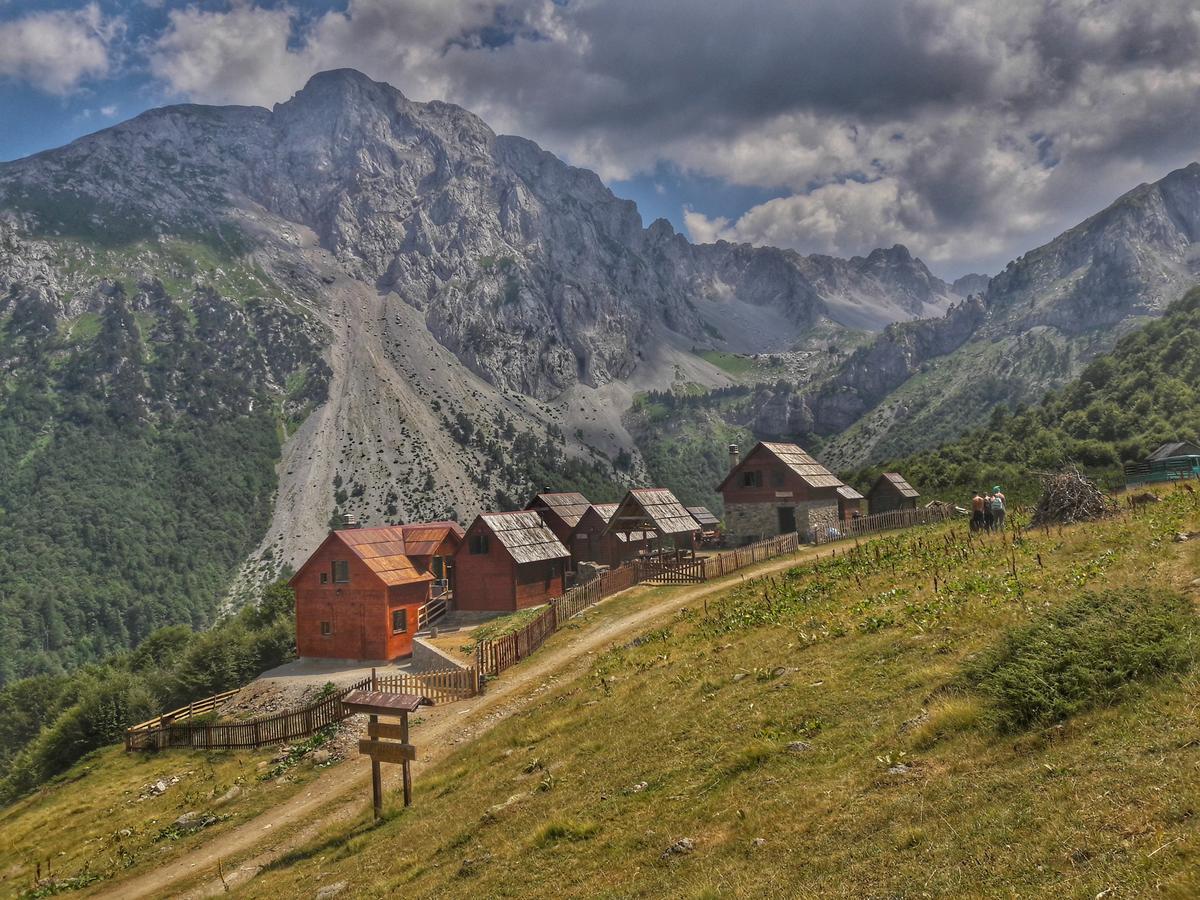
left=100, top=104, right=117, bottom=118
left=140, top=0, right=1200, bottom=275
left=0, top=3, right=117, bottom=95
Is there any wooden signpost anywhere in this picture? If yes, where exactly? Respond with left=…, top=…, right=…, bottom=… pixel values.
left=342, top=681, right=432, bottom=818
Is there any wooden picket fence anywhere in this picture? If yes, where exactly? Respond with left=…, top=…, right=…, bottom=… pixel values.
left=810, top=505, right=955, bottom=545
left=125, top=666, right=480, bottom=752
left=475, top=531, right=802, bottom=677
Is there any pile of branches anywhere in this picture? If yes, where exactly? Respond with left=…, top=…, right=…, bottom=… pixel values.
left=1031, top=467, right=1117, bottom=525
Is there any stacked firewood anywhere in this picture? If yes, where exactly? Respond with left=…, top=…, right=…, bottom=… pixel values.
left=1031, top=468, right=1116, bottom=525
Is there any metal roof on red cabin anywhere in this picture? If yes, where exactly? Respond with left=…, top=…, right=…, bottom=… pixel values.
left=328, top=526, right=434, bottom=586
left=398, top=521, right=464, bottom=557
left=525, top=491, right=591, bottom=528
left=480, top=511, right=571, bottom=563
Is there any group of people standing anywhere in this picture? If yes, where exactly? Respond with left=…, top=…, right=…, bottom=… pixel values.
left=971, top=486, right=1006, bottom=531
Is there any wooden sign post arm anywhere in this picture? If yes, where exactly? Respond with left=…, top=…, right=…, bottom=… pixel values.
left=369, top=713, right=382, bottom=821
left=401, top=711, right=412, bottom=807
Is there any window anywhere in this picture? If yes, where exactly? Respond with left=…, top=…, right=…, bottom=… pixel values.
left=332, top=560, right=349, bottom=583
left=469, top=533, right=490, bottom=554
left=320, top=621, right=332, bottom=636
left=320, top=572, right=328, bottom=584
left=771, top=468, right=786, bottom=487
left=392, top=609, right=408, bottom=634
left=741, top=470, right=763, bottom=488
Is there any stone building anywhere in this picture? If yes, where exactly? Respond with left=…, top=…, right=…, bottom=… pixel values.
left=716, top=441, right=842, bottom=544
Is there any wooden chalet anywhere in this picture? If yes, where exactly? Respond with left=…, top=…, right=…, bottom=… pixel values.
left=525, top=491, right=591, bottom=546
left=570, top=503, right=654, bottom=567
left=291, top=526, right=434, bottom=662
left=454, top=511, right=571, bottom=612
left=686, top=506, right=721, bottom=544
left=868, top=472, right=920, bottom=514
left=602, top=488, right=697, bottom=565
left=836, top=485, right=865, bottom=520
left=1147, top=440, right=1200, bottom=462
left=717, top=441, right=842, bottom=543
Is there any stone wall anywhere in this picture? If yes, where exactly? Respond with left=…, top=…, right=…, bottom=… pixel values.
left=411, top=636, right=472, bottom=674
left=726, top=499, right=839, bottom=544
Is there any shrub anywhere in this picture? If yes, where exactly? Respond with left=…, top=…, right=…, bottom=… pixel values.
left=963, top=589, right=1197, bottom=732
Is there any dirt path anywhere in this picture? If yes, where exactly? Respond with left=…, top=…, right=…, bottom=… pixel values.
left=95, top=548, right=820, bottom=899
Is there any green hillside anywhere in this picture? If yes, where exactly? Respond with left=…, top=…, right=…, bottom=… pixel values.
left=229, top=493, right=1199, bottom=898
left=848, top=287, right=1200, bottom=503
left=0, top=240, right=328, bottom=684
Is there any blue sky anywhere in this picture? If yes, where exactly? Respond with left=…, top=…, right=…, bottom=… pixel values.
left=3, top=0, right=1200, bottom=278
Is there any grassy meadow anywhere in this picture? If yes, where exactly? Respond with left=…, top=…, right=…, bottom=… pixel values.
left=233, top=489, right=1200, bottom=898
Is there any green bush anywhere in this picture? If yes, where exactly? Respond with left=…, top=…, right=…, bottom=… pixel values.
left=963, top=589, right=1198, bottom=732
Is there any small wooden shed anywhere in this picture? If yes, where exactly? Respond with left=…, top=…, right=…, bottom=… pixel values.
left=868, top=472, right=920, bottom=514
left=454, top=511, right=570, bottom=612
left=570, top=503, right=653, bottom=567
left=836, top=485, right=865, bottom=520
left=524, top=491, right=591, bottom=546
left=290, top=526, right=433, bottom=662
left=686, top=506, right=721, bottom=544
left=603, top=488, right=697, bottom=565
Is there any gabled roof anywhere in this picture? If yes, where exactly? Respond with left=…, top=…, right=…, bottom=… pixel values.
left=398, top=521, right=464, bottom=557
left=759, top=442, right=844, bottom=488
left=1147, top=441, right=1200, bottom=461
left=479, top=511, right=570, bottom=564
left=716, top=441, right=843, bottom=491
left=836, top=485, right=865, bottom=501
left=315, top=526, right=433, bottom=586
left=579, top=503, right=653, bottom=542
left=589, top=503, right=619, bottom=521
left=525, top=491, right=591, bottom=529
left=872, top=472, right=919, bottom=498
left=686, top=506, right=720, bottom=527
left=607, top=488, right=697, bottom=536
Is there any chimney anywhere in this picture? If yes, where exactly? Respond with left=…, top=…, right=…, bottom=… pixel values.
left=728, top=443, right=740, bottom=469
left=339, top=513, right=359, bottom=530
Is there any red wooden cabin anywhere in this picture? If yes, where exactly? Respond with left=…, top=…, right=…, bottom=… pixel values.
left=570, top=503, right=653, bottom=567
left=454, top=511, right=570, bottom=612
left=290, top=526, right=433, bottom=662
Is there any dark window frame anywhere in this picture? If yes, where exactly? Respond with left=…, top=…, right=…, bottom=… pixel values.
left=320, top=620, right=332, bottom=636
left=741, top=470, right=763, bottom=488
left=392, top=609, right=408, bottom=634
left=332, top=560, right=350, bottom=583
left=469, top=533, right=490, bottom=554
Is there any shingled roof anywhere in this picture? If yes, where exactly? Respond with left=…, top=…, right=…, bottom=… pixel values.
left=583, top=503, right=654, bottom=542
left=758, top=441, right=843, bottom=488
left=328, top=526, right=433, bottom=586
left=607, top=488, right=697, bottom=536
left=876, top=472, right=919, bottom=498
left=480, top=511, right=570, bottom=564
left=836, top=485, right=865, bottom=501
left=525, top=491, right=591, bottom=529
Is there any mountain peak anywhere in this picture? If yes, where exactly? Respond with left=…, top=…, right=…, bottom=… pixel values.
left=278, top=68, right=405, bottom=112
